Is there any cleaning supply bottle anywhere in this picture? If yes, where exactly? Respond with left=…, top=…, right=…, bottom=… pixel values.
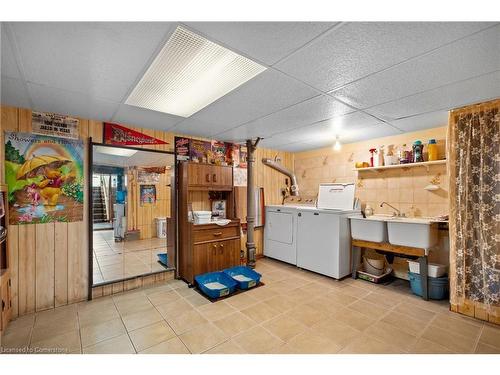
left=427, top=139, right=438, bottom=161
left=369, top=148, right=377, bottom=167
left=412, top=140, right=424, bottom=163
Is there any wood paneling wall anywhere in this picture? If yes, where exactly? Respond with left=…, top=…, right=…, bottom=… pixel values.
left=126, top=168, right=171, bottom=240
left=1, top=104, right=293, bottom=316
left=1, top=106, right=92, bottom=316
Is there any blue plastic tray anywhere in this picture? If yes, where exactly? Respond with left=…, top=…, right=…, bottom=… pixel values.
left=223, top=266, right=262, bottom=290
left=195, top=271, right=238, bottom=299
left=157, top=253, right=168, bottom=266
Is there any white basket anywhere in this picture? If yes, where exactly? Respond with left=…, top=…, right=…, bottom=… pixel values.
left=407, top=260, right=447, bottom=278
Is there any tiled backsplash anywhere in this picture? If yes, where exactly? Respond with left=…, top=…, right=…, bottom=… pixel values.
left=294, top=126, right=449, bottom=218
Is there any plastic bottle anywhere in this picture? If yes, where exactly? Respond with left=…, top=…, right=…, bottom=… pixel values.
left=427, top=139, right=438, bottom=161
left=412, top=140, right=424, bottom=163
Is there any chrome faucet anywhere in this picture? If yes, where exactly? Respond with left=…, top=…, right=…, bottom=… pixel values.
left=380, top=202, right=405, bottom=217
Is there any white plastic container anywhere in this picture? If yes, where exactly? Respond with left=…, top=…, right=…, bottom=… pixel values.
left=407, top=260, right=447, bottom=278
left=193, top=211, right=212, bottom=224
left=155, top=217, right=167, bottom=238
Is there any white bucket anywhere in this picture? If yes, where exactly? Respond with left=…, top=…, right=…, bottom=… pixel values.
left=155, top=217, right=167, bottom=238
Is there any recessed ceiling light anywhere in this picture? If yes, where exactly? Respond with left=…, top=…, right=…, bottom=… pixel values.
left=95, top=146, right=137, bottom=157
left=125, top=26, right=267, bottom=117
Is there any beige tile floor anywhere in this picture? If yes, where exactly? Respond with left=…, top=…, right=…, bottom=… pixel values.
left=2, top=257, right=500, bottom=354
left=93, top=230, right=168, bottom=284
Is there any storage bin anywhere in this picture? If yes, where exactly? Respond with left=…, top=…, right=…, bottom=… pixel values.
left=193, top=211, right=212, bottom=224
left=223, top=266, right=262, bottom=290
left=408, top=272, right=449, bottom=300
left=357, top=266, right=393, bottom=284
left=407, top=260, right=447, bottom=278
left=155, top=217, right=167, bottom=238
left=195, top=271, right=238, bottom=299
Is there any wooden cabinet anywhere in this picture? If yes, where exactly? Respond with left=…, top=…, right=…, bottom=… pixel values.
left=178, top=163, right=240, bottom=284
left=187, top=163, right=233, bottom=191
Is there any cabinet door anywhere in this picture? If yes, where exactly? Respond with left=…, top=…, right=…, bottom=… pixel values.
left=193, top=243, right=210, bottom=277
left=219, top=239, right=240, bottom=269
left=188, top=163, right=212, bottom=188
left=211, top=165, right=233, bottom=189
left=207, top=242, right=220, bottom=272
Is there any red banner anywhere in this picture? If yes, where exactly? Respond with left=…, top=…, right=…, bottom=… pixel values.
left=103, top=122, right=168, bottom=146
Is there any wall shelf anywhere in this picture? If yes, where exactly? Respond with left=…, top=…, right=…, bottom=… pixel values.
left=353, top=159, right=447, bottom=173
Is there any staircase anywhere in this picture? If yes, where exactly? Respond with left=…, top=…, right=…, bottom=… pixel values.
left=92, top=186, right=107, bottom=223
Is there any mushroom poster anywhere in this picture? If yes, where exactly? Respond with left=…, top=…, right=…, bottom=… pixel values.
left=4, top=132, right=84, bottom=225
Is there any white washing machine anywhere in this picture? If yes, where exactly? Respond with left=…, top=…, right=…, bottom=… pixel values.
left=296, top=183, right=357, bottom=279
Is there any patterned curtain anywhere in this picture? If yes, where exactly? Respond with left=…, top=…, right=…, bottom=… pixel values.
left=448, top=100, right=500, bottom=312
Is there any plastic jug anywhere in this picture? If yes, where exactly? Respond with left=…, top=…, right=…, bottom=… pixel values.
left=427, top=139, right=438, bottom=161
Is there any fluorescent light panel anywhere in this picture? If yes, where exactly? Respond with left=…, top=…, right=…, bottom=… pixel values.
left=95, top=146, right=138, bottom=157
left=125, top=26, right=267, bottom=117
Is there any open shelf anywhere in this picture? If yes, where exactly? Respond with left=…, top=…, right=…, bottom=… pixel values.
left=353, top=159, right=447, bottom=172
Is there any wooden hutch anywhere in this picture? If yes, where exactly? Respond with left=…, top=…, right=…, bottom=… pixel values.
left=0, top=184, right=12, bottom=336
left=178, top=163, right=241, bottom=285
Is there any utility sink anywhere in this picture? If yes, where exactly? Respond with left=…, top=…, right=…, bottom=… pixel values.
left=349, top=215, right=440, bottom=250
left=386, top=217, right=439, bottom=250
left=350, top=215, right=389, bottom=243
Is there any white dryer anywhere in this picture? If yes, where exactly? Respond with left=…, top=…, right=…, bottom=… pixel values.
left=264, top=205, right=298, bottom=265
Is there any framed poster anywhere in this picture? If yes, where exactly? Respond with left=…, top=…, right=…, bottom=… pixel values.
left=211, top=140, right=226, bottom=165
left=32, top=111, right=79, bottom=139
left=239, top=145, right=248, bottom=168
left=212, top=200, right=226, bottom=219
left=190, top=139, right=211, bottom=163
left=4, top=132, right=84, bottom=224
left=175, top=136, right=191, bottom=161
left=140, top=185, right=156, bottom=205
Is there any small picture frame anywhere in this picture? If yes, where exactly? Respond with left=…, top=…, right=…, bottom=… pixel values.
left=140, top=185, right=156, bottom=206
left=212, top=200, right=226, bottom=219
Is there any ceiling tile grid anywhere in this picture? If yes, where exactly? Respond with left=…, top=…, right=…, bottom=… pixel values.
left=27, top=82, right=120, bottom=121
left=330, top=24, right=500, bottom=109
left=187, top=68, right=319, bottom=131
left=274, top=22, right=496, bottom=92
left=1, top=21, right=498, bottom=152
left=185, top=22, right=337, bottom=65
left=9, top=22, right=176, bottom=102
left=215, top=94, right=355, bottom=140
left=367, top=70, right=500, bottom=120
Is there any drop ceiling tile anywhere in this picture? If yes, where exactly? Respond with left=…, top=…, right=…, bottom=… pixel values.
left=189, top=69, right=319, bottom=131
left=1, top=24, right=22, bottom=79
left=367, top=70, right=500, bottom=120
left=185, top=22, right=336, bottom=65
left=112, top=104, right=183, bottom=131
left=27, top=82, right=119, bottom=121
left=388, top=111, right=449, bottom=133
left=275, top=22, right=496, bottom=92
left=10, top=22, right=176, bottom=102
left=221, top=94, right=354, bottom=139
left=171, top=118, right=222, bottom=138
left=331, top=25, right=500, bottom=109
left=1, top=76, right=31, bottom=108
left=275, top=141, right=320, bottom=153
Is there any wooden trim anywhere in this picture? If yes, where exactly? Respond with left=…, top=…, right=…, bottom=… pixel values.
left=351, top=239, right=425, bottom=257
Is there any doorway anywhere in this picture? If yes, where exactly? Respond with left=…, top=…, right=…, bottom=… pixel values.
left=90, top=144, right=176, bottom=287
